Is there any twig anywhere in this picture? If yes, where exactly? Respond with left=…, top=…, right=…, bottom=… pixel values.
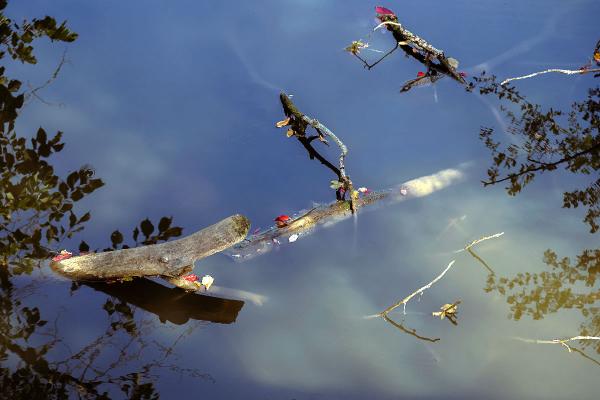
left=380, top=260, right=456, bottom=316
left=501, top=67, right=600, bottom=85
left=464, top=232, right=505, bottom=250
left=454, top=232, right=503, bottom=274
left=353, top=42, right=399, bottom=70
left=514, top=336, right=600, bottom=353
left=381, top=314, right=440, bottom=342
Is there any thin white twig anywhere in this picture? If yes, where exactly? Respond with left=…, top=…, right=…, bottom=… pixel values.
left=513, top=336, right=600, bottom=353
left=501, top=68, right=600, bottom=85
left=374, top=20, right=401, bottom=32
left=453, top=232, right=504, bottom=254
left=381, top=260, right=456, bottom=316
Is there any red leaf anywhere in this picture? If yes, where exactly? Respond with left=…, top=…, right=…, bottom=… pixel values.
left=274, top=215, right=290, bottom=223
left=459, top=71, right=467, bottom=77
left=183, top=274, right=198, bottom=282
left=417, top=71, right=425, bottom=77
left=375, top=6, right=395, bottom=15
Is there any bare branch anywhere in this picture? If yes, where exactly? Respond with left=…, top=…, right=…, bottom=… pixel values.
left=514, top=336, right=600, bottom=353
left=501, top=68, right=600, bottom=86
left=381, top=260, right=456, bottom=316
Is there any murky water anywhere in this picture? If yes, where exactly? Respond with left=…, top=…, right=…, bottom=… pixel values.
left=2, top=1, right=599, bottom=398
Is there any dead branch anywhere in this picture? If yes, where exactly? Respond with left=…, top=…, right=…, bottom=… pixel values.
left=278, top=92, right=356, bottom=210
left=51, top=214, right=250, bottom=281
left=455, top=232, right=504, bottom=274
left=514, top=335, right=600, bottom=353
left=381, top=313, right=440, bottom=342
left=501, top=66, right=600, bottom=85
left=381, top=260, right=456, bottom=316
left=359, top=11, right=466, bottom=86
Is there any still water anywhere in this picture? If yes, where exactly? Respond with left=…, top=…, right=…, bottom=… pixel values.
left=2, top=0, right=599, bottom=398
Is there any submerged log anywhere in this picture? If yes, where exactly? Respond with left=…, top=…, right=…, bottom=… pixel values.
left=51, top=214, right=250, bottom=281
left=226, top=166, right=465, bottom=261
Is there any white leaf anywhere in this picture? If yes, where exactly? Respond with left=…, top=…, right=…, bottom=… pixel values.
left=201, top=275, right=214, bottom=290
left=288, top=234, right=299, bottom=243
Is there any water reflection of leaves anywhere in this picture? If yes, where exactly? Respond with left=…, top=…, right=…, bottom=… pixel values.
left=468, top=72, right=599, bottom=233
left=486, top=249, right=600, bottom=354
left=0, top=3, right=217, bottom=395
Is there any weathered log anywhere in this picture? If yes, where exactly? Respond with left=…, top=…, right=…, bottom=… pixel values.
left=51, top=214, right=250, bottom=281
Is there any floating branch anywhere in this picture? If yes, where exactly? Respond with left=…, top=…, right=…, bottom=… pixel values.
left=380, top=260, right=456, bottom=317
left=278, top=92, right=356, bottom=210
left=381, top=314, right=440, bottom=342
left=514, top=336, right=600, bottom=353
left=454, top=232, right=504, bottom=274
left=501, top=67, right=600, bottom=86
left=226, top=166, right=465, bottom=261
left=51, top=215, right=250, bottom=281
left=501, top=40, right=600, bottom=85
left=348, top=7, right=466, bottom=91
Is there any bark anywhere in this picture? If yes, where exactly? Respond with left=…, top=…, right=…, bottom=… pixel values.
left=51, top=214, right=250, bottom=281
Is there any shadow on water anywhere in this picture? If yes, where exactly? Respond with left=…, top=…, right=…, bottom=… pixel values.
left=85, top=279, right=244, bottom=325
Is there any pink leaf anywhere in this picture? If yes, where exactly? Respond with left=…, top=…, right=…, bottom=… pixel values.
left=52, top=250, right=73, bottom=262
left=375, top=6, right=395, bottom=15
left=459, top=71, right=467, bottom=77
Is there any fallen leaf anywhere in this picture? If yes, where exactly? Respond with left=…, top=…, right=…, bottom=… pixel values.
left=286, top=128, right=295, bottom=137
left=201, top=275, right=214, bottom=290
left=375, top=6, right=395, bottom=16
left=417, top=71, right=425, bottom=77
left=52, top=250, right=73, bottom=262
left=276, top=117, right=290, bottom=127
left=594, top=52, right=600, bottom=62
left=275, top=215, right=291, bottom=228
left=183, top=274, right=199, bottom=282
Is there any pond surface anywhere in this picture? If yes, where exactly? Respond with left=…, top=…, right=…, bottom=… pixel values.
left=2, top=0, right=599, bottom=398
